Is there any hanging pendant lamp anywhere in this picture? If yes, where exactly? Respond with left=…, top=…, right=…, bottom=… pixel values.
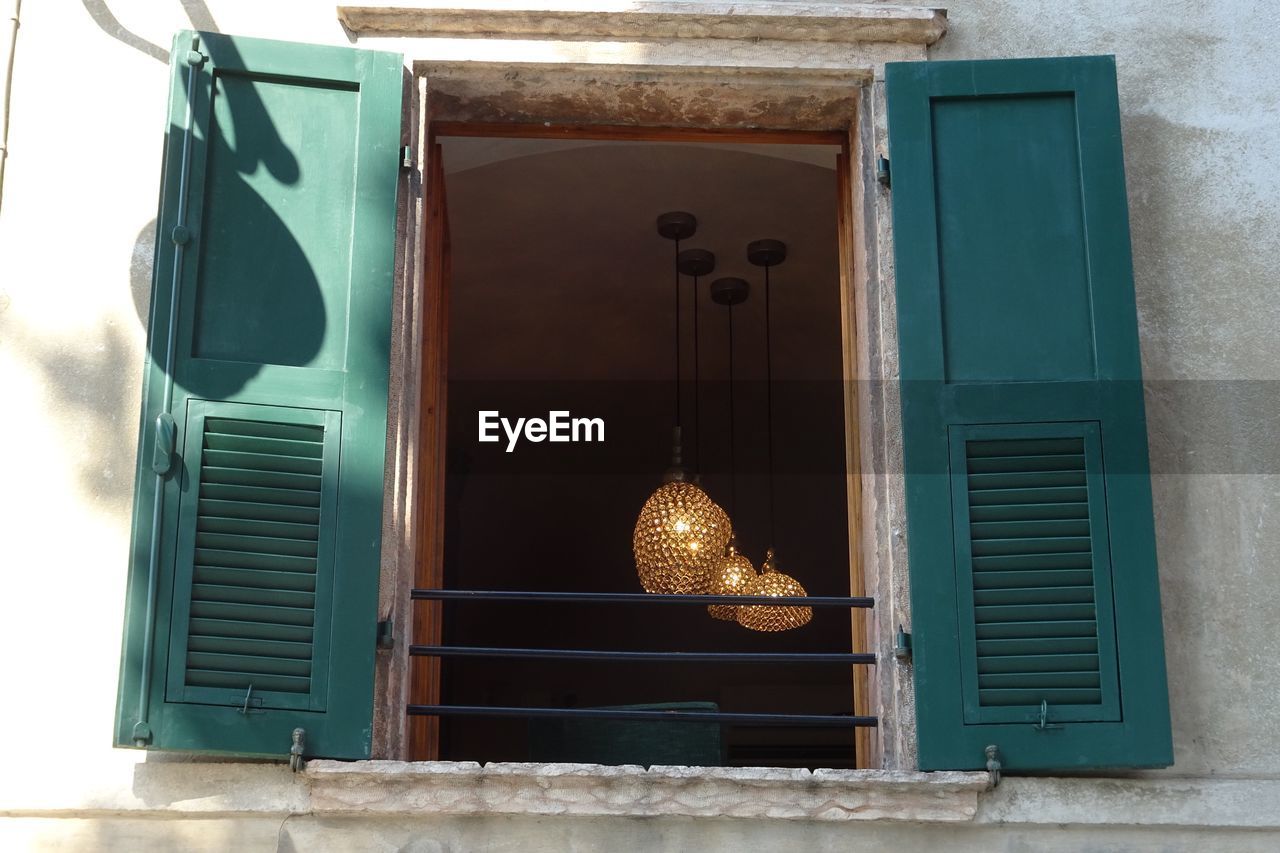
left=737, top=239, right=812, bottom=631
left=737, top=548, right=814, bottom=632
left=705, top=276, right=758, bottom=620
left=633, top=213, right=730, bottom=595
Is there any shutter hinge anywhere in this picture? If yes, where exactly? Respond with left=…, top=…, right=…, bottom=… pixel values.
left=985, top=745, right=1002, bottom=787
left=289, top=728, right=306, bottom=773
left=400, top=145, right=413, bottom=170
left=377, top=618, right=395, bottom=649
left=875, top=155, right=891, bottom=188
left=893, top=624, right=912, bottom=662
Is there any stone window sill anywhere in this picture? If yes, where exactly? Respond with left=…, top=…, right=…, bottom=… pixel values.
left=305, top=761, right=991, bottom=822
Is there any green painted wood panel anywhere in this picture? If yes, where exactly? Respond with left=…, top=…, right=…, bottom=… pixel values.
left=948, top=422, right=1120, bottom=726
left=192, top=74, right=357, bottom=369
left=886, top=56, right=1172, bottom=772
left=164, top=401, right=340, bottom=714
left=932, top=95, right=1096, bottom=382
left=114, top=31, right=402, bottom=759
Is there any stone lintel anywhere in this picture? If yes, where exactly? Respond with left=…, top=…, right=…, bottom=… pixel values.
left=338, top=2, right=949, bottom=46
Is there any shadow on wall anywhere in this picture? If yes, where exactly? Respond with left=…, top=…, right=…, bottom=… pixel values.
left=80, top=0, right=221, bottom=62
left=8, top=0, right=332, bottom=522
left=5, top=320, right=141, bottom=515
left=120, top=8, right=326, bottom=399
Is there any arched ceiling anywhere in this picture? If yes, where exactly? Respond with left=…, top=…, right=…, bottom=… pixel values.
left=442, top=139, right=844, bottom=385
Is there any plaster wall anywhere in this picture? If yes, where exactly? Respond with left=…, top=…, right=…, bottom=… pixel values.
left=0, top=0, right=1277, bottom=848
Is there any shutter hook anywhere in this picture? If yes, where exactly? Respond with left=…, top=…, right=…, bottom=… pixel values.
left=289, top=728, right=306, bottom=773
left=985, top=745, right=1002, bottom=787
left=1033, top=700, right=1063, bottom=732
left=238, top=683, right=262, bottom=715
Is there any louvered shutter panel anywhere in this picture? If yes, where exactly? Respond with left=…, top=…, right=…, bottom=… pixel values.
left=886, top=56, right=1173, bottom=771
left=114, top=31, right=401, bottom=758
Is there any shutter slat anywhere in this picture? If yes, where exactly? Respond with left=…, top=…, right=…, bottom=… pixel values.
left=966, top=453, right=1086, bottom=474
left=969, top=502, right=1090, bottom=522
left=977, top=653, right=1100, bottom=673
left=973, top=585, right=1096, bottom=607
left=972, top=551, right=1094, bottom=571
left=198, top=515, right=319, bottom=541
left=194, top=547, right=316, bottom=573
left=972, top=569, right=1094, bottom=589
left=978, top=688, right=1103, bottom=706
left=977, top=637, right=1099, bottom=657
left=968, top=470, right=1086, bottom=490
left=205, top=417, right=325, bottom=443
left=189, top=599, right=316, bottom=627
left=965, top=438, right=1085, bottom=457
left=187, top=651, right=312, bottom=678
left=191, top=582, right=316, bottom=610
left=974, top=602, right=1096, bottom=622
left=975, top=619, right=1098, bottom=640
left=184, top=669, right=312, bottom=694
left=970, top=535, right=1092, bottom=557
left=199, top=483, right=323, bottom=507
left=198, top=498, right=321, bottom=524
left=203, top=449, right=323, bottom=475
left=188, top=634, right=313, bottom=659
left=200, top=465, right=322, bottom=491
left=203, top=432, right=324, bottom=458
left=194, top=566, right=317, bottom=592
left=967, top=486, right=1088, bottom=506
left=195, top=532, right=318, bottom=558
left=971, top=519, right=1090, bottom=539
left=188, top=617, right=313, bottom=644
left=979, top=671, right=1100, bottom=689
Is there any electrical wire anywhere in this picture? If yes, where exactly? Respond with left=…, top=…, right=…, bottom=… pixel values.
left=764, top=263, right=776, bottom=547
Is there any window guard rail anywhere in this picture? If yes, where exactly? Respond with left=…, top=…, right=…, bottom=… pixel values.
left=407, top=588, right=878, bottom=729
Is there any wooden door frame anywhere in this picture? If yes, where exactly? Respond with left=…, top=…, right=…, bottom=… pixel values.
left=407, top=117, right=872, bottom=767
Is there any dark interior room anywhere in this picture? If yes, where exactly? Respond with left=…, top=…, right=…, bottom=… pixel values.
left=435, top=137, right=855, bottom=768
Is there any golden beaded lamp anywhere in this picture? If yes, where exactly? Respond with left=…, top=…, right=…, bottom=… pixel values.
left=737, top=548, right=813, bottom=631
left=707, top=538, right=757, bottom=620
left=633, top=213, right=730, bottom=594
left=737, top=238, right=811, bottom=632
left=634, top=474, right=730, bottom=594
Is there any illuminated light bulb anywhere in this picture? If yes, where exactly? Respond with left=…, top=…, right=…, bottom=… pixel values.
left=737, top=548, right=812, bottom=632
left=633, top=481, right=731, bottom=594
left=707, top=539, right=757, bottom=621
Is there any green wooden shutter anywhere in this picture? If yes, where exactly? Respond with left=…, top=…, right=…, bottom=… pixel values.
left=113, top=31, right=402, bottom=759
left=886, top=56, right=1172, bottom=771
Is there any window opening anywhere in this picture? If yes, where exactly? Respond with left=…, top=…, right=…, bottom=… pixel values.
left=410, top=133, right=870, bottom=769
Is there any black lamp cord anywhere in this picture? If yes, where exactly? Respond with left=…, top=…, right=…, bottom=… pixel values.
left=673, top=237, right=682, bottom=432
left=693, top=272, right=702, bottom=475
left=764, top=263, right=776, bottom=548
left=728, top=301, right=737, bottom=518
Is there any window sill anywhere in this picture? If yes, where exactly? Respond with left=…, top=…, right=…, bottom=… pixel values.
left=304, top=761, right=991, bottom=822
